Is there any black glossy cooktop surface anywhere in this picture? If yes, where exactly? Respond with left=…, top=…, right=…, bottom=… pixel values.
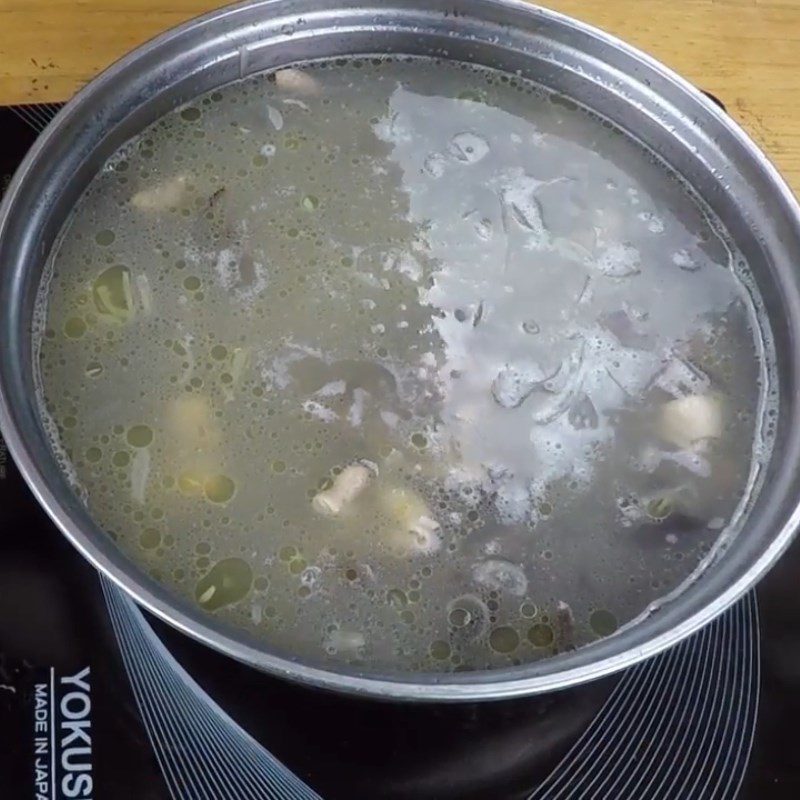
left=1, top=105, right=798, bottom=800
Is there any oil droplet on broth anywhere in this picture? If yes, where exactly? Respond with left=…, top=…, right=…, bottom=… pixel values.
left=528, top=624, right=554, bottom=648
left=430, top=640, right=451, bottom=660
left=126, top=424, right=153, bottom=448
left=589, top=609, right=618, bottom=637
left=139, top=528, right=161, bottom=549
left=279, top=546, right=298, bottom=562
left=410, top=432, right=427, bottom=449
left=489, top=626, right=520, bottom=654
left=63, top=315, right=88, bottom=338
left=203, top=474, right=236, bottom=504
left=181, top=107, right=202, bottom=122
left=195, top=557, right=253, bottom=610
left=289, top=558, right=307, bottom=575
left=112, top=451, right=130, bottom=467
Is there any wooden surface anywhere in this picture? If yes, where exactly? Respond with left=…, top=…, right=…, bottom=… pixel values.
left=1, top=0, right=799, bottom=193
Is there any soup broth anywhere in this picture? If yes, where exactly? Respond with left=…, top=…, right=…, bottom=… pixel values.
left=37, top=57, right=775, bottom=673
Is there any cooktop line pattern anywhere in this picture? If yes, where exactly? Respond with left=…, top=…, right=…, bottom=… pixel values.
left=101, top=568, right=758, bottom=800
left=102, top=576, right=323, bottom=800
left=528, top=592, right=758, bottom=800
left=9, top=103, right=60, bottom=131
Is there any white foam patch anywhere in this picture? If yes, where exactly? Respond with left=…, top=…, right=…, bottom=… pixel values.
left=380, top=410, right=400, bottom=428
left=472, top=559, right=528, bottom=596
left=595, top=242, right=641, bottom=277
left=315, top=380, right=346, bottom=398
left=493, top=481, right=532, bottom=525
left=347, top=388, right=369, bottom=428
left=214, top=247, right=269, bottom=303
left=266, top=105, right=284, bottom=130
left=302, top=400, right=338, bottom=423
left=258, top=341, right=323, bottom=391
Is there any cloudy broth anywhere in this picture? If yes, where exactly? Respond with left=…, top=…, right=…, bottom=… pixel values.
left=36, top=57, right=775, bottom=672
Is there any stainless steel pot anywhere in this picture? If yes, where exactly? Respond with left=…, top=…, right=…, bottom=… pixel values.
left=2, top=0, right=800, bottom=701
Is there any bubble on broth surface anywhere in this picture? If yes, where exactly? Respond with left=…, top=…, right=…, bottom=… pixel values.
left=36, top=55, right=775, bottom=674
